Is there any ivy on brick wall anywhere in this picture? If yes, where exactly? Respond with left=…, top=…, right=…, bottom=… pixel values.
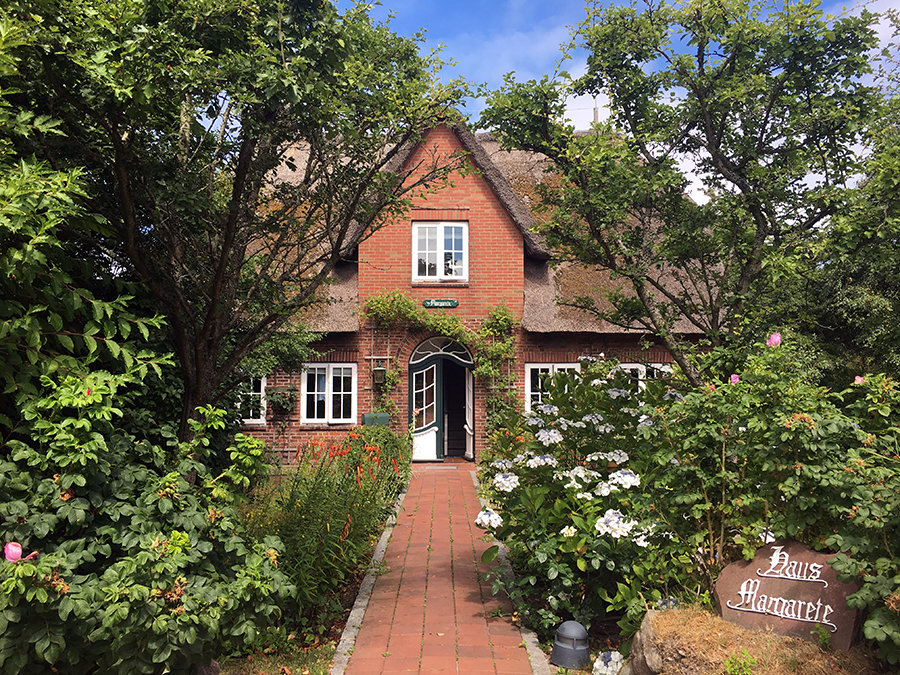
left=363, top=290, right=519, bottom=431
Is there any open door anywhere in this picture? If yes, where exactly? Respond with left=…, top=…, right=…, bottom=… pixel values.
left=409, top=337, right=474, bottom=462
left=411, top=363, right=439, bottom=461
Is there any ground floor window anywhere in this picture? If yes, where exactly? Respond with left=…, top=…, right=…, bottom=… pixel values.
left=525, top=363, right=580, bottom=411
left=301, top=364, right=357, bottom=424
left=239, top=377, right=266, bottom=425
left=618, top=363, right=673, bottom=388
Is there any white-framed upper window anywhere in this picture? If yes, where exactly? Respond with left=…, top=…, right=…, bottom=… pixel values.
left=301, top=364, right=357, bottom=424
left=239, top=377, right=266, bottom=425
left=412, top=221, right=468, bottom=282
left=525, top=363, right=580, bottom=412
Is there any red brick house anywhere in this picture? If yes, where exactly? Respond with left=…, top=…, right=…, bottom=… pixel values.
left=241, top=123, right=690, bottom=462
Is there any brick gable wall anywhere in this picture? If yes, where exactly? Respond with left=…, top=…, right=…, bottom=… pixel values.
left=242, top=125, right=672, bottom=463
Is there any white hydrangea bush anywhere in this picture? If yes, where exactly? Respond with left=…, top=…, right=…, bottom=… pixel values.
left=476, top=359, right=678, bottom=635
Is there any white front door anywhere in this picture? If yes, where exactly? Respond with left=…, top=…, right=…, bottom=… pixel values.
left=411, top=363, right=439, bottom=461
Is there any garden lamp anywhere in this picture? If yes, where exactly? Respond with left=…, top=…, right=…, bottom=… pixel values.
left=549, top=620, right=590, bottom=670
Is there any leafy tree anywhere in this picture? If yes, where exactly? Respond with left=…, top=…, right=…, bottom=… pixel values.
left=795, top=37, right=900, bottom=383
left=1, top=20, right=291, bottom=673
left=3, top=0, right=469, bottom=438
left=478, top=0, right=881, bottom=385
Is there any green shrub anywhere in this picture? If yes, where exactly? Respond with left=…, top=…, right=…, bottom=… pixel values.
left=0, top=376, right=292, bottom=675
left=482, top=338, right=900, bottom=664
left=243, top=426, right=411, bottom=627
left=477, top=361, right=675, bottom=636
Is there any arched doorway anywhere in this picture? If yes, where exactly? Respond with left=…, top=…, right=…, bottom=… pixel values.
left=409, top=337, right=474, bottom=462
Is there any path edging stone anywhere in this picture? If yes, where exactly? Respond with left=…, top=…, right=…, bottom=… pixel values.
left=329, top=485, right=408, bottom=675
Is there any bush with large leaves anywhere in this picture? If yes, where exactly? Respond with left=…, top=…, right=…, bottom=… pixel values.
left=0, top=27, right=291, bottom=671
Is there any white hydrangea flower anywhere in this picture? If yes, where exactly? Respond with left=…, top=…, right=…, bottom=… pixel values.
left=595, top=509, right=636, bottom=538
left=513, top=453, right=528, bottom=464
left=609, top=469, right=640, bottom=489
left=536, top=428, right=563, bottom=446
left=525, top=454, right=558, bottom=468
left=535, top=403, right=559, bottom=416
left=490, top=459, right=513, bottom=471
left=594, top=482, right=611, bottom=497
left=585, top=450, right=630, bottom=465
left=559, top=418, right=586, bottom=431
left=593, top=650, right=624, bottom=675
left=525, top=417, right=544, bottom=427
left=571, top=466, right=601, bottom=481
left=576, top=492, right=594, bottom=500
left=493, top=472, right=520, bottom=492
left=475, top=508, right=503, bottom=529
left=560, top=525, right=577, bottom=538
left=582, top=413, right=604, bottom=425
left=610, top=450, right=629, bottom=464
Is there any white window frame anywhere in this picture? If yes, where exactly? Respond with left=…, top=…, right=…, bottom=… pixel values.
left=525, top=363, right=580, bottom=412
left=300, top=363, right=357, bottom=425
left=240, top=377, right=266, bottom=426
left=412, top=221, right=468, bottom=282
left=617, top=363, right=673, bottom=389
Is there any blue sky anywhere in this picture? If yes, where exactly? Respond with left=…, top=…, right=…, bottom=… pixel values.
left=364, top=0, right=897, bottom=130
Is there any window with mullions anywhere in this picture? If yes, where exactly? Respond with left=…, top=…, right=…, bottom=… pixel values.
left=618, top=363, right=673, bottom=388
left=413, top=222, right=467, bottom=281
left=239, top=377, right=266, bottom=425
left=301, top=364, right=357, bottom=424
left=525, top=363, right=580, bottom=412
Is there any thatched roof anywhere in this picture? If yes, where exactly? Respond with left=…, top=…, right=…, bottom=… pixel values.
left=522, top=258, right=703, bottom=334
left=298, top=122, right=703, bottom=337
left=299, top=261, right=358, bottom=332
left=451, top=126, right=550, bottom=260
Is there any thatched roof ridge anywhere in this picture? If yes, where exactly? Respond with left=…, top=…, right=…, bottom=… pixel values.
left=450, top=124, right=551, bottom=260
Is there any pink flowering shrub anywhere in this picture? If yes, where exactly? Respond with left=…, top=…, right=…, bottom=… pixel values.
left=0, top=377, right=291, bottom=675
left=645, top=338, right=900, bottom=663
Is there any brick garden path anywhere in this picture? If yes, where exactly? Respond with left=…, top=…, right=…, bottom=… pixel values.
left=336, top=463, right=541, bottom=675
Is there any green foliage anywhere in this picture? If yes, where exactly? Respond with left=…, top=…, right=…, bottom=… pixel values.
left=242, top=426, right=411, bottom=627
left=774, top=90, right=900, bottom=387
left=484, top=337, right=900, bottom=664
left=2, top=0, right=471, bottom=437
left=724, top=648, right=757, bottom=675
left=364, top=290, right=519, bottom=430
left=478, top=0, right=882, bottom=385
left=477, top=360, right=677, bottom=637
left=265, top=386, right=298, bottom=415
left=811, top=624, right=832, bottom=651
left=0, top=387, right=292, bottom=675
left=1, top=46, right=291, bottom=671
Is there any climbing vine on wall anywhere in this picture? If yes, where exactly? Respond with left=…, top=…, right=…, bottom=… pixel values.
left=363, top=290, right=520, bottom=432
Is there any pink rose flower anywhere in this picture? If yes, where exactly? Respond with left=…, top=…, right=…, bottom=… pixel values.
left=854, top=376, right=866, bottom=385
left=766, top=333, right=782, bottom=348
left=730, top=374, right=740, bottom=385
left=4, top=542, right=22, bottom=562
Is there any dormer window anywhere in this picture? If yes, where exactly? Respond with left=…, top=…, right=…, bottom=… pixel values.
left=413, top=221, right=468, bottom=282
